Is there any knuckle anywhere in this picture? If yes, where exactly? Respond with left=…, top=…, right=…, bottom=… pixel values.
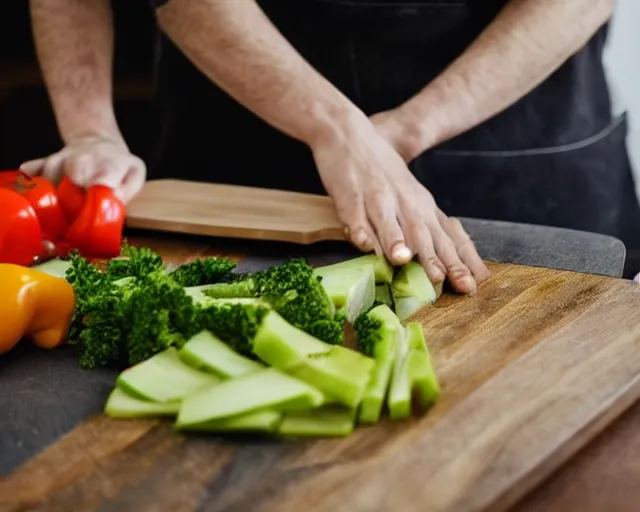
left=447, top=216, right=463, bottom=231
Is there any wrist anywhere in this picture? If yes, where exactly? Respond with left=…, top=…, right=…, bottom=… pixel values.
left=392, top=102, right=447, bottom=161
left=55, top=99, right=124, bottom=147
left=303, top=99, right=369, bottom=150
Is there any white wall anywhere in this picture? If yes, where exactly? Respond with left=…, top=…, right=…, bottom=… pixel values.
left=605, top=0, right=640, bottom=195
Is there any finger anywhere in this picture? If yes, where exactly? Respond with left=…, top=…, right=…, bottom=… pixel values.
left=116, top=160, right=147, bottom=204
left=64, top=154, right=102, bottom=188
left=411, top=222, right=447, bottom=285
left=429, top=219, right=477, bottom=295
left=334, top=192, right=379, bottom=254
left=439, top=213, right=491, bottom=284
left=366, top=190, right=412, bottom=264
left=90, top=158, right=130, bottom=191
left=20, top=158, right=47, bottom=175
left=41, top=155, right=66, bottom=184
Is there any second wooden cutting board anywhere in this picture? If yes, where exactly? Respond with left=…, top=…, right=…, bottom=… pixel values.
left=125, top=179, right=347, bottom=244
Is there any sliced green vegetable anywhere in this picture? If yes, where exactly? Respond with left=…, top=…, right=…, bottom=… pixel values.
left=391, top=261, right=443, bottom=321
left=104, top=388, right=181, bottom=418
left=354, top=304, right=403, bottom=424
left=179, top=330, right=265, bottom=378
left=252, top=311, right=375, bottom=408
left=374, top=284, right=394, bottom=308
left=387, top=322, right=440, bottom=420
left=177, top=409, right=282, bottom=434
left=278, top=406, right=356, bottom=437
left=176, top=367, right=324, bottom=427
left=116, top=347, right=220, bottom=403
left=33, top=258, right=72, bottom=279
left=313, top=262, right=376, bottom=322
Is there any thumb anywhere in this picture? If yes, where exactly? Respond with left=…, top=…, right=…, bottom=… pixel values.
left=20, top=158, right=46, bottom=176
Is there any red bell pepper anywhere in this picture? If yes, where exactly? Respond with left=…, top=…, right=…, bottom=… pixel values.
left=0, top=171, right=67, bottom=242
left=57, top=176, right=87, bottom=224
left=0, top=171, right=126, bottom=263
left=0, top=188, right=44, bottom=266
left=64, top=184, right=126, bottom=258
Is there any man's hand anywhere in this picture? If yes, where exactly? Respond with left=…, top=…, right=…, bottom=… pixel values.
left=156, top=0, right=488, bottom=293
left=312, top=112, right=490, bottom=294
left=20, top=136, right=146, bottom=204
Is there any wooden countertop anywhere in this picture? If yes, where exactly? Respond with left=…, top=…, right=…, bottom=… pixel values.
left=1, top=234, right=640, bottom=512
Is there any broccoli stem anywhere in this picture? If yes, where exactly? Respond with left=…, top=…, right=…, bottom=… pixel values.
left=176, top=409, right=282, bottom=434
left=392, top=261, right=443, bottom=321
left=387, top=322, right=440, bottom=419
left=278, top=406, right=357, bottom=437
left=175, top=367, right=324, bottom=427
left=374, top=284, right=394, bottom=308
left=179, top=330, right=265, bottom=378
left=313, top=263, right=376, bottom=322
left=116, top=348, right=221, bottom=403
left=252, top=311, right=375, bottom=408
left=356, top=305, right=403, bottom=424
left=104, top=388, right=181, bottom=419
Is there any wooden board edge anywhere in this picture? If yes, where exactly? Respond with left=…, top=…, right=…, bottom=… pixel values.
left=495, top=374, right=640, bottom=512
left=124, top=217, right=348, bottom=245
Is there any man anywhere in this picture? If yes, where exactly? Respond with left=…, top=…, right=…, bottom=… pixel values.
left=23, top=0, right=640, bottom=290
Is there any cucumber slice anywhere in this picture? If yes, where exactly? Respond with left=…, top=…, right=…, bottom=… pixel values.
left=176, top=409, right=282, bottom=434
left=176, top=367, right=324, bottom=427
left=279, top=406, right=356, bottom=437
left=104, top=388, right=180, bottom=418
left=179, top=330, right=265, bottom=378
left=116, top=347, right=221, bottom=403
left=32, top=258, right=71, bottom=279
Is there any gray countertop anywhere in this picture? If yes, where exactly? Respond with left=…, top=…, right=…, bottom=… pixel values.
left=0, top=219, right=627, bottom=476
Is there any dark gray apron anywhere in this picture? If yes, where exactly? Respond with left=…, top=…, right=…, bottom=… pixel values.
left=149, top=0, right=640, bottom=275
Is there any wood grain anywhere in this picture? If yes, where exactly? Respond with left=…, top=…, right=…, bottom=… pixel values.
left=125, top=180, right=347, bottom=244
left=2, top=238, right=640, bottom=512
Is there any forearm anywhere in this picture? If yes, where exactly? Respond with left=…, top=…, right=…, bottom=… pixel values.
left=29, top=0, right=122, bottom=144
left=155, top=0, right=364, bottom=147
left=396, top=0, right=616, bottom=157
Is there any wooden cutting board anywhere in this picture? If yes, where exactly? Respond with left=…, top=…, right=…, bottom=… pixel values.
left=2, top=253, right=640, bottom=512
left=125, top=179, right=347, bottom=244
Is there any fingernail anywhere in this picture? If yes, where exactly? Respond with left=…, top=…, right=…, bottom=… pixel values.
left=430, top=265, right=445, bottom=282
left=393, top=245, right=412, bottom=262
left=461, top=275, right=477, bottom=295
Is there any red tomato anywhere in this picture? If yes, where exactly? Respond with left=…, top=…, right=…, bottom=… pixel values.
left=0, top=170, right=67, bottom=241
left=0, top=188, right=43, bottom=266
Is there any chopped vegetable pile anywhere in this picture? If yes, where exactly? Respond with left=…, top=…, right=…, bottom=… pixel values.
left=34, top=244, right=444, bottom=438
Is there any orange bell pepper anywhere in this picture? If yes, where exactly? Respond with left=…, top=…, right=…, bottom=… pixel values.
left=0, top=264, right=76, bottom=355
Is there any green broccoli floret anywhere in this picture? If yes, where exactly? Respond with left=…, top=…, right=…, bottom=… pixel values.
left=202, top=259, right=346, bottom=345
left=169, top=257, right=236, bottom=287
left=125, top=270, right=200, bottom=365
left=195, top=298, right=271, bottom=357
left=105, top=244, right=165, bottom=279
left=65, top=252, right=202, bottom=368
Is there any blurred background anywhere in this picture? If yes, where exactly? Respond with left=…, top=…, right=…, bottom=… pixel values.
left=1, top=0, right=639, bottom=200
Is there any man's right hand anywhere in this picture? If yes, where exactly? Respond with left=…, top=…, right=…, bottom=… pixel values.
left=19, top=135, right=146, bottom=204
left=311, top=113, right=490, bottom=295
